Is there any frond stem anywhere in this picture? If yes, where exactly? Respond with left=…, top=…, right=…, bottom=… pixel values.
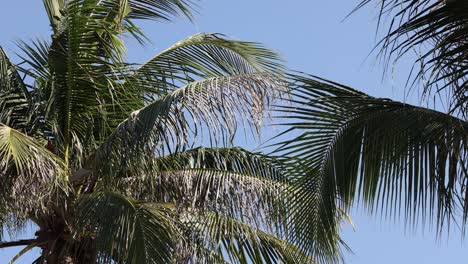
left=0, top=239, right=38, bottom=249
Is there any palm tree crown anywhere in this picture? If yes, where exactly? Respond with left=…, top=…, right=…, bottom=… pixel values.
left=0, top=0, right=343, bottom=263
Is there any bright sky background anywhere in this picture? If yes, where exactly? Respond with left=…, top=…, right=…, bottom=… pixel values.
left=0, top=1, right=467, bottom=263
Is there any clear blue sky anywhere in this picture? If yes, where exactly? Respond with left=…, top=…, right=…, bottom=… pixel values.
left=1, top=1, right=466, bottom=263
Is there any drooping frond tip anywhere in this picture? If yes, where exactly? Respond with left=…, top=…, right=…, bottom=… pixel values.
left=277, top=73, right=468, bottom=234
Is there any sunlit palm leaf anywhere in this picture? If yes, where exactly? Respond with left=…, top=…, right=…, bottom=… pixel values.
left=42, top=0, right=65, bottom=33
left=125, top=0, right=196, bottom=21
left=0, top=124, right=66, bottom=217
left=154, top=147, right=288, bottom=181
left=277, top=74, right=468, bottom=233
left=134, top=33, right=285, bottom=95
left=158, top=170, right=286, bottom=252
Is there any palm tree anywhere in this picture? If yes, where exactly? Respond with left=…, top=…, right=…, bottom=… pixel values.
left=0, top=0, right=343, bottom=263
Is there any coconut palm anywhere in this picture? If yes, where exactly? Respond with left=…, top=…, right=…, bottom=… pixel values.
left=0, top=0, right=343, bottom=263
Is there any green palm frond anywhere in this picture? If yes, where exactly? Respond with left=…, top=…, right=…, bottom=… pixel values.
left=74, top=192, right=176, bottom=264
left=101, top=0, right=196, bottom=23
left=0, top=47, right=31, bottom=130
left=37, top=0, right=200, bottom=166
left=43, top=0, right=195, bottom=33
left=355, top=0, right=468, bottom=117
left=16, top=39, right=51, bottom=81
left=134, top=33, right=285, bottom=95
left=124, top=0, right=196, bottom=22
left=42, top=0, right=146, bottom=164
left=97, top=73, right=286, bottom=178
left=285, top=164, right=347, bottom=264
left=0, top=124, right=67, bottom=217
left=277, top=74, right=468, bottom=232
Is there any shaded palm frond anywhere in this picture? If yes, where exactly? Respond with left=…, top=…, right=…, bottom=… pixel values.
left=284, top=163, right=348, bottom=264
left=14, top=39, right=55, bottom=138
left=16, top=39, right=51, bottom=81
left=74, top=191, right=176, bottom=264
left=277, top=74, right=468, bottom=234
left=134, top=33, right=285, bottom=95
left=356, top=0, right=468, bottom=117
left=0, top=47, right=31, bottom=131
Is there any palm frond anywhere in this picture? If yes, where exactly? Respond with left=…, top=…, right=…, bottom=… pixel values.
left=74, top=191, right=176, bottom=264
left=178, top=211, right=315, bottom=264
left=104, top=146, right=344, bottom=263
left=134, top=33, right=285, bottom=95
left=16, top=39, right=51, bottom=81
left=124, top=0, right=196, bottom=22
left=0, top=124, right=67, bottom=218
left=100, top=0, right=197, bottom=22
left=42, top=0, right=65, bottom=33
left=277, top=73, right=468, bottom=233
left=43, top=0, right=146, bottom=165
left=355, top=0, right=468, bottom=117
left=153, top=148, right=288, bottom=224
left=154, top=147, right=288, bottom=182
left=95, top=147, right=287, bottom=234
left=96, top=73, right=286, bottom=179
left=284, top=163, right=347, bottom=264
left=0, top=47, right=31, bottom=130
left=44, top=0, right=195, bottom=32
left=92, top=0, right=196, bottom=48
